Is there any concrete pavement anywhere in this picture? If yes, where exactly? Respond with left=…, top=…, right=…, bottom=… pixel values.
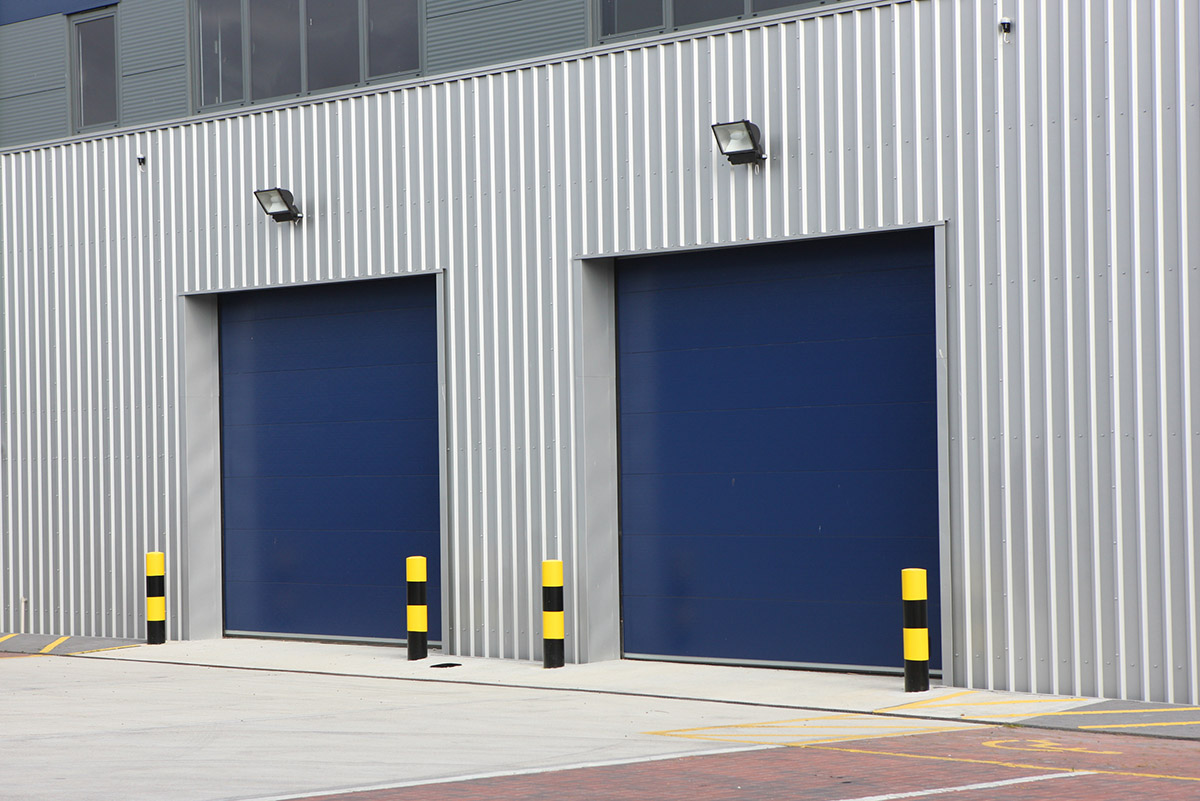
left=2, top=637, right=1199, bottom=801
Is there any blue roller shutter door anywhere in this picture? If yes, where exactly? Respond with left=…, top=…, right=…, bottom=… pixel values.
left=220, top=276, right=439, bottom=640
left=618, top=229, right=939, bottom=670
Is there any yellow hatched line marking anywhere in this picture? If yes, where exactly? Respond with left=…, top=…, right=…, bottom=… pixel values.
left=0, top=633, right=20, bottom=645
left=878, top=692, right=1089, bottom=714
left=40, top=636, right=71, bottom=654
left=966, top=706, right=1200, bottom=720
left=903, top=698, right=1089, bottom=710
left=649, top=725, right=972, bottom=747
left=778, top=727, right=977, bottom=746
left=801, top=743, right=1200, bottom=783
left=1080, top=720, right=1200, bottom=730
left=647, top=714, right=860, bottom=736
left=875, top=689, right=978, bottom=712
left=67, top=644, right=141, bottom=655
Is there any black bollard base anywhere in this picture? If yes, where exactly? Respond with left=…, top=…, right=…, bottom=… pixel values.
left=904, top=660, right=929, bottom=692
left=543, top=638, right=564, bottom=669
left=407, top=631, right=427, bottom=661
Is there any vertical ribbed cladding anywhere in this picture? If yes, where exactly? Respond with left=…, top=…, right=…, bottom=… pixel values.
left=2, top=0, right=1200, bottom=701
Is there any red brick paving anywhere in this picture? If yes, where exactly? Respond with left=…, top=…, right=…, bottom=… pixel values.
left=297, top=726, right=1200, bottom=801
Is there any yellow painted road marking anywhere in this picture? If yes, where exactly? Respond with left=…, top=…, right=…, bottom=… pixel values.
left=984, top=738, right=1121, bottom=755
left=877, top=691, right=1088, bottom=714
left=965, top=706, right=1200, bottom=720
left=875, top=690, right=977, bottom=712
left=66, top=644, right=141, bottom=655
left=40, top=636, right=71, bottom=654
left=803, top=743, right=1200, bottom=783
left=1079, top=719, right=1200, bottom=730
left=650, top=714, right=981, bottom=747
left=0, top=633, right=19, bottom=645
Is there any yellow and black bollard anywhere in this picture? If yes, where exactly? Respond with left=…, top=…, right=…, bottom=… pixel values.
left=902, top=567, right=929, bottom=692
left=542, top=559, right=564, bottom=669
left=146, top=551, right=166, bottom=645
left=407, top=556, right=428, bottom=660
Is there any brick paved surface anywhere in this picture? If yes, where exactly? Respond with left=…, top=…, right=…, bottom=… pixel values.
left=299, top=727, right=1200, bottom=801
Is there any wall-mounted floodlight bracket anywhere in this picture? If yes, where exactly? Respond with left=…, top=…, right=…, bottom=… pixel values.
left=712, top=120, right=766, bottom=165
left=254, top=188, right=303, bottom=223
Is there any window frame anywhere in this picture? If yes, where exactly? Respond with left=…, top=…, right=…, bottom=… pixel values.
left=70, top=6, right=121, bottom=133
left=193, top=0, right=423, bottom=112
left=596, top=0, right=839, bottom=43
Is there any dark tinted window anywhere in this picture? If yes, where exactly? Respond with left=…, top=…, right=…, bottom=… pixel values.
left=198, top=0, right=244, bottom=105
left=76, top=14, right=116, bottom=128
left=674, top=0, right=743, bottom=26
left=250, top=0, right=301, bottom=100
left=307, top=0, right=360, bottom=91
left=367, top=0, right=419, bottom=77
left=601, top=0, right=662, bottom=36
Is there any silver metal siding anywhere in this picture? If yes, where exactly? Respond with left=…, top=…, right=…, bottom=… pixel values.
left=2, top=0, right=1199, bottom=702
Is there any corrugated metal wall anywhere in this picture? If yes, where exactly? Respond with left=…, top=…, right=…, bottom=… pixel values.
left=2, top=0, right=1198, bottom=702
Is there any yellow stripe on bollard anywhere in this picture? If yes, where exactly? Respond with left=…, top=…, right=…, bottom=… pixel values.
left=542, top=559, right=563, bottom=588
left=903, top=627, right=929, bottom=662
left=543, top=610, right=565, bottom=640
left=147, top=597, right=166, bottom=622
left=407, top=605, right=428, bottom=633
left=407, top=555, right=427, bottom=583
left=902, top=568, right=927, bottom=601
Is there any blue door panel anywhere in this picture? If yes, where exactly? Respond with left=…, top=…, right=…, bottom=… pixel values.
left=620, top=403, right=937, bottom=475
left=221, top=276, right=439, bottom=641
left=222, top=362, right=438, bottom=426
left=223, top=475, right=440, bottom=532
left=224, top=581, right=413, bottom=639
left=618, top=267, right=933, bottom=355
left=619, top=335, right=936, bottom=414
left=618, top=231, right=939, bottom=670
left=224, top=530, right=441, bottom=588
left=221, top=308, right=436, bottom=374
left=222, top=419, right=439, bottom=477
left=621, top=534, right=934, bottom=605
left=621, top=594, right=940, bottom=668
left=620, top=471, right=939, bottom=539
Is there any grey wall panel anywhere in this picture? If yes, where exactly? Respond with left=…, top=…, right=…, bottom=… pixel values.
left=118, top=0, right=189, bottom=75
left=2, top=0, right=1200, bottom=703
left=0, top=15, right=69, bottom=147
left=120, top=66, right=190, bottom=125
left=0, top=91, right=69, bottom=148
left=118, top=0, right=190, bottom=126
left=426, top=0, right=587, bottom=74
left=0, top=15, right=66, bottom=98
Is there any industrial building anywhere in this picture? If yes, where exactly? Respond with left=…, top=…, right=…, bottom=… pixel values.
left=1, top=0, right=1197, bottom=703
